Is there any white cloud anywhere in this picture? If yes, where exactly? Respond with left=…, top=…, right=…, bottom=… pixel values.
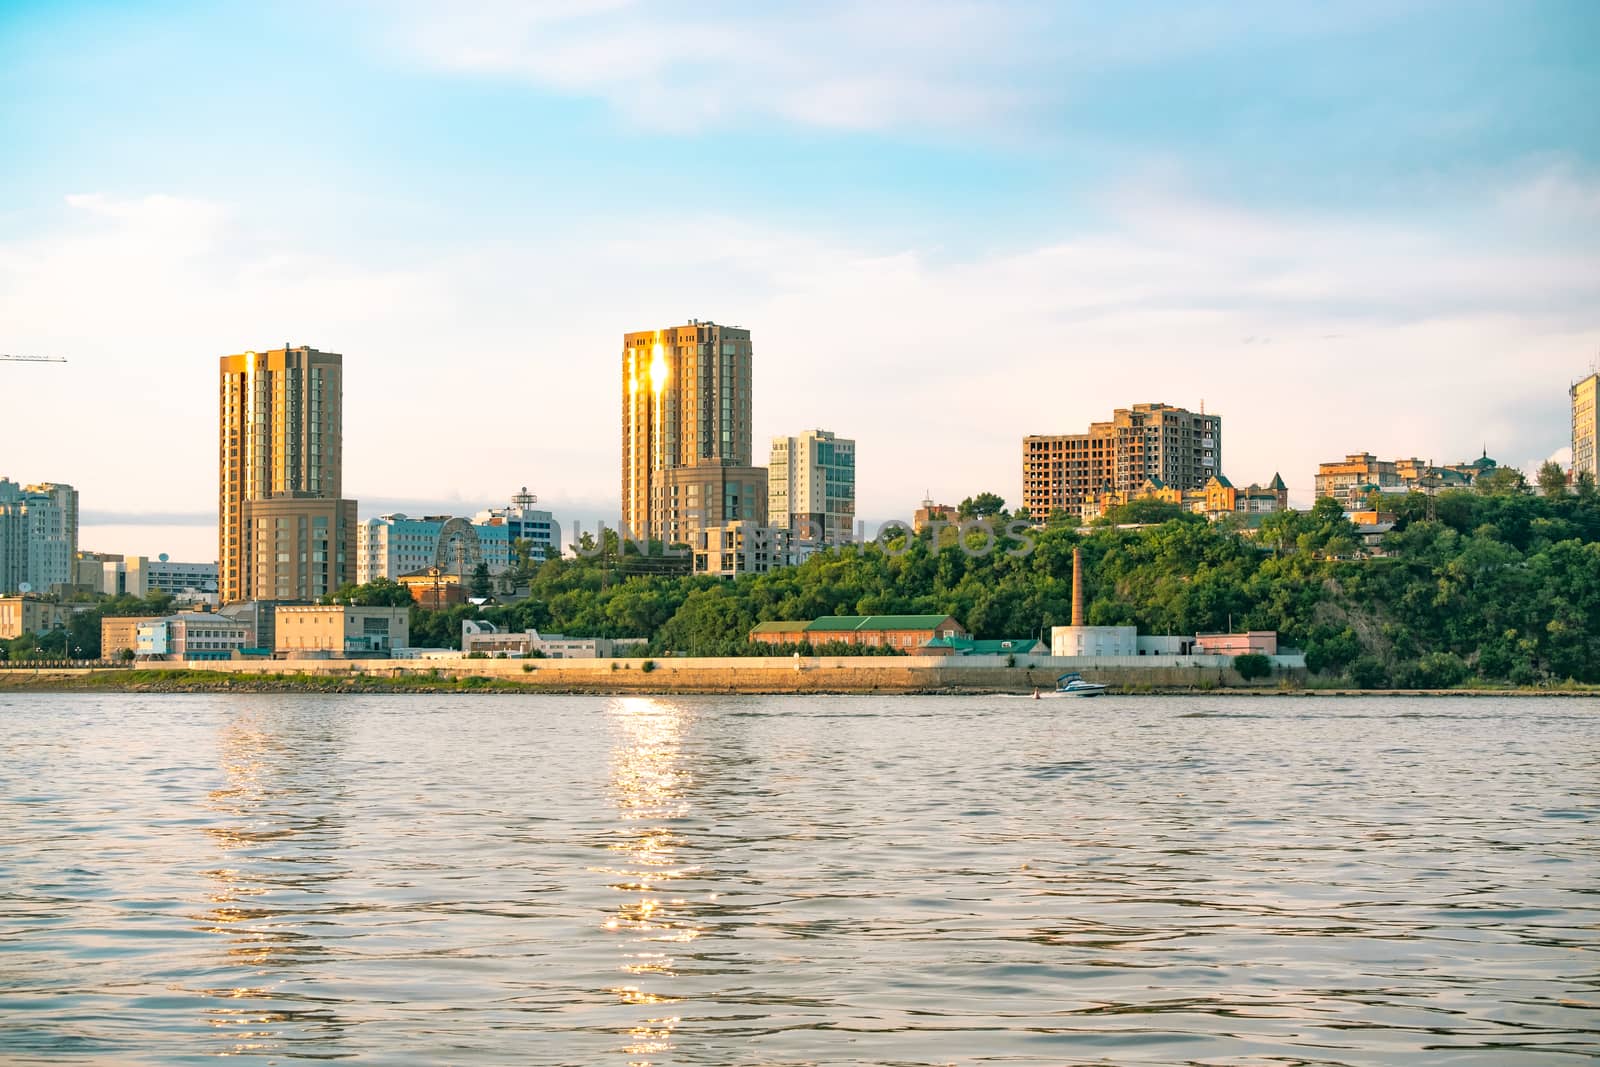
left=1500, top=162, right=1600, bottom=222
left=5, top=180, right=1597, bottom=557
left=371, top=0, right=1414, bottom=135
left=376, top=0, right=1055, bottom=133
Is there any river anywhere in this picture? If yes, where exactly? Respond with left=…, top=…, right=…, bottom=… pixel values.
left=1, top=693, right=1595, bottom=1065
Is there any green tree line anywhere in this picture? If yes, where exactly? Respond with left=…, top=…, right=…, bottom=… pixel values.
left=378, top=482, right=1599, bottom=686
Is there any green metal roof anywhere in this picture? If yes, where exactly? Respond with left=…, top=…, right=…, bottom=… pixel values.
left=750, top=620, right=811, bottom=634
left=922, top=635, right=1040, bottom=655
left=1209, top=473, right=1234, bottom=489
left=1268, top=472, right=1287, bottom=490
left=805, top=614, right=958, bottom=632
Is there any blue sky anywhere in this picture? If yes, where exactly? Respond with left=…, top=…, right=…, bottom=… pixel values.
left=2, top=0, right=1597, bottom=560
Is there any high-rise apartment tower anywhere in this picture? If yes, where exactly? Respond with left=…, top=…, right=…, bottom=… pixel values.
left=219, top=345, right=356, bottom=603
left=620, top=320, right=757, bottom=541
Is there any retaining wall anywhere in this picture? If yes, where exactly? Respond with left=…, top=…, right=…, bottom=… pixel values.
left=121, top=653, right=1306, bottom=693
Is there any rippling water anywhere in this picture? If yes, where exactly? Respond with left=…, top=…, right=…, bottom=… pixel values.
left=1, top=693, right=1596, bottom=1065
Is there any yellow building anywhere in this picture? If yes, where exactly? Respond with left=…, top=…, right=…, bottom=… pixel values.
left=620, top=321, right=754, bottom=541
left=219, top=346, right=356, bottom=603
left=1080, top=472, right=1287, bottom=522
left=273, top=604, right=410, bottom=658
left=1201, top=474, right=1289, bottom=518
left=1316, top=452, right=1489, bottom=508
left=0, top=596, right=69, bottom=640
left=1574, top=372, right=1598, bottom=484
left=101, top=615, right=161, bottom=659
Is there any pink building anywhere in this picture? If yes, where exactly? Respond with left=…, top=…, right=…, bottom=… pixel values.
left=1194, top=631, right=1277, bottom=655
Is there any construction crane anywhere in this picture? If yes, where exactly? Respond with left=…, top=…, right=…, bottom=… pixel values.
left=1, top=354, right=68, bottom=363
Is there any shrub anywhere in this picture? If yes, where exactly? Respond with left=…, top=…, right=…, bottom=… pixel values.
left=521, top=663, right=535, bottom=673
left=1233, top=653, right=1272, bottom=681
left=1417, top=651, right=1469, bottom=689
left=1005, top=653, right=1016, bottom=668
left=641, top=660, right=656, bottom=673
left=1348, top=656, right=1389, bottom=689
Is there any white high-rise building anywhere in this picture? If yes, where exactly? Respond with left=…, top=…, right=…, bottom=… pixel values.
left=357, top=490, right=559, bottom=583
left=358, top=514, right=448, bottom=585
left=768, top=430, right=855, bottom=544
left=472, top=487, right=559, bottom=567
left=0, top=479, right=79, bottom=594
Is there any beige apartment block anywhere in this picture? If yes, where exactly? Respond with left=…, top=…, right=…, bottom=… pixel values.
left=101, top=615, right=161, bottom=659
left=1574, top=372, right=1598, bottom=483
left=659, top=465, right=768, bottom=548
left=274, top=604, right=410, bottom=657
left=620, top=320, right=754, bottom=540
left=1023, top=403, right=1221, bottom=518
left=0, top=596, right=69, bottom=640
left=769, top=429, right=855, bottom=544
left=219, top=346, right=356, bottom=602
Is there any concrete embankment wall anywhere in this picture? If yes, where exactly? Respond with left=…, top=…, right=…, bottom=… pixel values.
left=111, top=653, right=1306, bottom=693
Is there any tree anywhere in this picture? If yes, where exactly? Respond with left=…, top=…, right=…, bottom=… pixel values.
left=510, top=537, right=536, bottom=573
left=1476, top=466, right=1528, bottom=496
left=1098, top=497, right=1187, bottom=526
left=957, top=492, right=1006, bottom=519
left=470, top=562, right=492, bottom=598
left=324, top=578, right=415, bottom=607
left=1537, top=461, right=1568, bottom=499
left=1577, top=470, right=1597, bottom=501
left=1234, top=653, right=1272, bottom=681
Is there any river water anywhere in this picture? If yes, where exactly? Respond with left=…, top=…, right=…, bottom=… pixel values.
left=0, top=693, right=1595, bottom=1065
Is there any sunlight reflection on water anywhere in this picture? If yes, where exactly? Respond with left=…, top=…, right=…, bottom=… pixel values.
left=0, top=692, right=1596, bottom=1066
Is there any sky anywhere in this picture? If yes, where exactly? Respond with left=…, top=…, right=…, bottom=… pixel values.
left=2, top=0, right=1598, bottom=562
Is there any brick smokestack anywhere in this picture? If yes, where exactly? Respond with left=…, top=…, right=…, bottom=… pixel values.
left=1072, top=546, right=1085, bottom=627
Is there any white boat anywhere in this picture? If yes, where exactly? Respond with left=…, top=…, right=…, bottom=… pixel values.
left=1053, top=671, right=1109, bottom=696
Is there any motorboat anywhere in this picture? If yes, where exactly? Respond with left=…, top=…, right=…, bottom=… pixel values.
left=1054, top=671, right=1108, bottom=696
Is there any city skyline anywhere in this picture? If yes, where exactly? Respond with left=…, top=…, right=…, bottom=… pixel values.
left=2, top=2, right=1598, bottom=562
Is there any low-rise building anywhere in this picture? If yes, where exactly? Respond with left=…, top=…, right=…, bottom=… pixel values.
left=1051, top=625, right=1139, bottom=657
left=748, top=614, right=967, bottom=650
left=1199, top=474, right=1289, bottom=519
left=135, top=613, right=248, bottom=660
left=217, top=600, right=287, bottom=653
left=920, top=635, right=1042, bottom=656
left=0, top=595, right=71, bottom=640
left=1316, top=453, right=1492, bottom=509
left=912, top=498, right=959, bottom=534
left=1079, top=473, right=1288, bottom=523
left=460, top=620, right=646, bottom=658
left=396, top=568, right=465, bottom=608
left=101, top=615, right=162, bottom=659
left=1193, top=631, right=1278, bottom=656
left=274, top=604, right=410, bottom=657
